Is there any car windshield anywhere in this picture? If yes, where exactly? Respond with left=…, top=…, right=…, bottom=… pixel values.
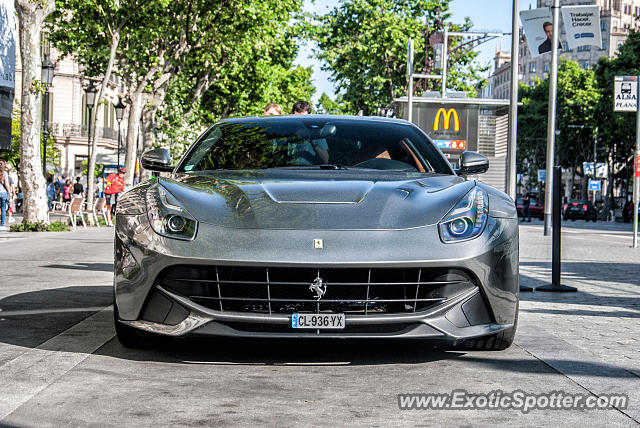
left=176, top=118, right=453, bottom=174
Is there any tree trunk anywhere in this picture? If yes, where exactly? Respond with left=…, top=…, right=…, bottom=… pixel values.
left=87, top=30, right=120, bottom=206
left=123, top=87, right=144, bottom=187
left=15, top=0, right=55, bottom=223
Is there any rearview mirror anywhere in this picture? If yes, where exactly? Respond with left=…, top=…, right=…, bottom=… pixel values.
left=141, top=148, right=173, bottom=172
left=457, top=151, right=489, bottom=176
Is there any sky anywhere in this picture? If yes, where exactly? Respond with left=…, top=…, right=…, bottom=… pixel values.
left=296, top=0, right=535, bottom=104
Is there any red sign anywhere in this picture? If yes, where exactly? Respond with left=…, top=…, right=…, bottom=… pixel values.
left=636, top=156, right=640, bottom=177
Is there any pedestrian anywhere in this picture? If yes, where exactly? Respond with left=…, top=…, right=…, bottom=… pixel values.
left=0, top=160, right=10, bottom=231
left=63, top=179, right=72, bottom=204
left=95, top=177, right=103, bottom=199
left=521, top=185, right=531, bottom=222
left=291, top=100, right=312, bottom=115
left=55, top=175, right=65, bottom=202
left=104, top=167, right=125, bottom=226
left=5, top=164, right=16, bottom=224
left=46, top=176, right=56, bottom=210
left=73, top=177, right=84, bottom=198
left=264, top=103, right=282, bottom=116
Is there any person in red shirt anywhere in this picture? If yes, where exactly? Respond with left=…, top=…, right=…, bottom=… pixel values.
left=104, top=167, right=125, bottom=226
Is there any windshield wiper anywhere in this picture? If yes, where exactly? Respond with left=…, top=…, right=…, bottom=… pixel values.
left=319, top=164, right=347, bottom=170
left=269, top=164, right=348, bottom=170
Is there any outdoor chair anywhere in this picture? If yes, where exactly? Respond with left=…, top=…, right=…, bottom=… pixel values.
left=48, top=197, right=86, bottom=229
left=83, top=197, right=107, bottom=227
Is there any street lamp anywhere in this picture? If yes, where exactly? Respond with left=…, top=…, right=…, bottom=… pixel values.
left=84, top=81, right=97, bottom=196
left=114, top=98, right=126, bottom=169
left=41, top=55, right=54, bottom=176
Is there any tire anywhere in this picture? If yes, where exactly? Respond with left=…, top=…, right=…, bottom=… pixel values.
left=114, top=301, right=155, bottom=349
left=458, top=301, right=519, bottom=351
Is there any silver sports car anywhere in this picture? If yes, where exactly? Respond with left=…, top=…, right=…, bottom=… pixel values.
left=114, top=115, right=519, bottom=350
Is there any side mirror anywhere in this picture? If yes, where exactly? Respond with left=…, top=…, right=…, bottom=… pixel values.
left=457, top=151, right=489, bottom=175
left=141, top=148, right=173, bottom=172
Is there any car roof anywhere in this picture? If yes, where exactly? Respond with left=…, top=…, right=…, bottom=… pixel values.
left=217, top=114, right=413, bottom=126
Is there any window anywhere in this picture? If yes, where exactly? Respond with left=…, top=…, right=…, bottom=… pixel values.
left=544, top=62, right=550, bottom=72
left=602, top=41, right=607, bottom=51
left=601, top=20, right=607, bottom=31
left=577, top=45, right=591, bottom=52
left=75, top=155, right=87, bottom=177
left=529, top=62, right=536, bottom=73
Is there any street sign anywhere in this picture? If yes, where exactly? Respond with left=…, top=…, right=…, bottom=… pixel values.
left=537, top=169, right=546, bottom=183
left=614, top=76, right=638, bottom=112
left=588, top=179, right=601, bottom=191
left=596, top=162, right=608, bottom=178
left=582, top=162, right=594, bottom=176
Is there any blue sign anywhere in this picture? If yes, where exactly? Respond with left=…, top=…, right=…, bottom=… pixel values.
left=588, top=179, right=601, bottom=191
left=537, top=169, right=546, bottom=183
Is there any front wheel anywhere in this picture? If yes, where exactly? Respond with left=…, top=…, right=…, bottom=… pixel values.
left=457, top=301, right=519, bottom=351
left=114, top=301, right=156, bottom=349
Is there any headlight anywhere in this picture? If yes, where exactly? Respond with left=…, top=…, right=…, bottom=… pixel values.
left=438, top=186, right=488, bottom=243
left=145, top=184, right=198, bottom=240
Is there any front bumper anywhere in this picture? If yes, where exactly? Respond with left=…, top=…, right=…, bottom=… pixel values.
left=114, top=213, right=518, bottom=342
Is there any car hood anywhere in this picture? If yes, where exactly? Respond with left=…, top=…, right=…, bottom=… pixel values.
left=159, top=171, right=473, bottom=230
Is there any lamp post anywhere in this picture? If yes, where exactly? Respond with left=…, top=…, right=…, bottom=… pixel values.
left=114, top=98, right=126, bottom=168
left=41, top=55, right=54, bottom=176
left=84, top=81, right=97, bottom=196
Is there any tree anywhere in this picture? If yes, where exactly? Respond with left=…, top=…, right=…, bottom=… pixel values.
left=49, top=0, right=149, bottom=201
left=310, top=0, right=486, bottom=115
left=154, top=0, right=314, bottom=157
left=517, top=59, right=600, bottom=197
left=316, top=93, right=350, bottom=114
left=15, top=0, right=56, bottom=223
left=594, top=31, right=640, bottom=208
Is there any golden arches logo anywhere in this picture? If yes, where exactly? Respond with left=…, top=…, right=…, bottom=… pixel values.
left=434, top=108, right=459, bottom=132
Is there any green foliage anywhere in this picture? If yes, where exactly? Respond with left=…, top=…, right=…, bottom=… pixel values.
left=517, top=59, right=600, bottom=180
left=309, top=0, right=486, bottom=115
left=81, top=161, right=103, bottom=178
left=316, top=93, right=351, bottom=114
left=9, top=220, right=70, bottom=232
left=0, top=107, right=61, bottom=174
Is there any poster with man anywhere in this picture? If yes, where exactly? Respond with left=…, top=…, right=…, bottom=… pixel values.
left=0, top=0, right=16, bottom=152
left=520, top=8, right=562, bottom=57
left=560, top=5, right=602, bottom=50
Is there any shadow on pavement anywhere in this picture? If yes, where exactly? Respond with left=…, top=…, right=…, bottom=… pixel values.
left=0, top=286, right=113, bottom=349
left=43, top=263, right=114, bottom=272
left=95, top=336, right=468, bottom=366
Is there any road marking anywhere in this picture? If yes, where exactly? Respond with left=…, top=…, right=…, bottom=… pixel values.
left=0, top=306, right=114, bottom=421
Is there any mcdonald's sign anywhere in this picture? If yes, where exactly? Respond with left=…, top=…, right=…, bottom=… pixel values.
left=434, top=108, right=460, bottom=132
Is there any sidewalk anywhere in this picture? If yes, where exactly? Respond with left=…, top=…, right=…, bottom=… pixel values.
left=516, top=223, right=640, bottom=421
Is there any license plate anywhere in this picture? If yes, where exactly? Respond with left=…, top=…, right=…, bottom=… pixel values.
left=291, top=313, right=345, bottom=329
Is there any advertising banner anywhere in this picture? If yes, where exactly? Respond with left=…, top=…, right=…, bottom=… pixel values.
left=520, top=8, right=561, bottom=58
left=561, top=5, right=602, bottom=50
left=415, top=105, right=479, bottom=158
left=0, top=0, right=16, bottom=152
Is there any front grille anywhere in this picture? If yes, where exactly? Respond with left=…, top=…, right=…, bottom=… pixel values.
left=158, top=266, right=477, bottom=315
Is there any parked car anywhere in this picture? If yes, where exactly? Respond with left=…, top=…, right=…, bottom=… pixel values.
left=114, top=115, right=519, bottom=351
left=516, top=196, right=545, bottom=220
left=563, top=200, right=597, bottom=222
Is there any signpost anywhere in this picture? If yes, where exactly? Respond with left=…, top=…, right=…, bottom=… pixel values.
left=616, top=76, right=640, bottom=247
left=588, top=179, right=600, bottom=191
